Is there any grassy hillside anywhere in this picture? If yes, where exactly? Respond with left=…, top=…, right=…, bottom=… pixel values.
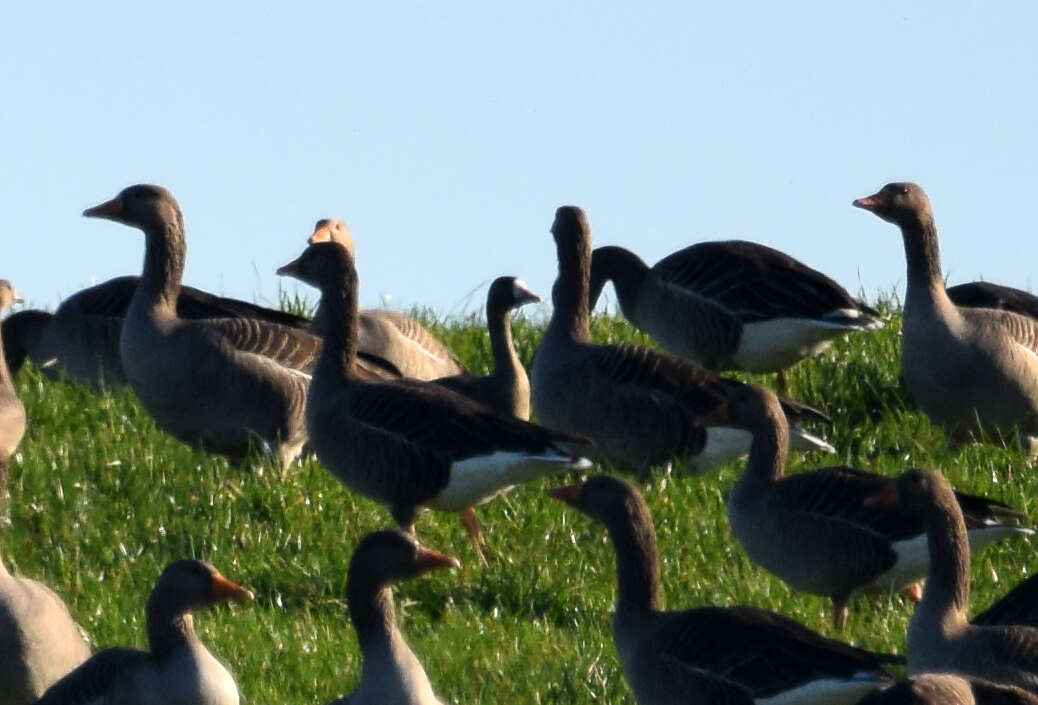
left=3, top=303, right=1036, bottom=704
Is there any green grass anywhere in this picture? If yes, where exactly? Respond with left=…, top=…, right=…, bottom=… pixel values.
left=3, top=302, right=1036, bottom=704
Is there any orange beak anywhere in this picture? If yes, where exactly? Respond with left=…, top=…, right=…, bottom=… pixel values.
left=210, top=573, right=255, bottom=602
left=415, top=545, right=461, bottom=572
left=546, top=483, right=583, bottom=508
left=83, top=197, right=123, bottom=219
left=852, top=192, right=885, bottom=211
left=864, top=483, right=900, bottom=508
left=308, top=224, right=333, bottom=244
left=11, top=290, right=23, bottom=305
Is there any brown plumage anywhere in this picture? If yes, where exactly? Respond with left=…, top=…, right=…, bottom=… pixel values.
left=546, top=475, right=900, bottom=705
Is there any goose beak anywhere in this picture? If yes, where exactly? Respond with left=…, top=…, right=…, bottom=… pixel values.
left=276, top=256, right=303, bottom=278
left=83, top=197, right=123, bottom=220
left=11, top=290, right=23, bottom=305
left=546, top=483, right=583, bottom=507
left=864, top=483, right=900, bottom=508
left=852, top=192, right=885, bottom=212
left=512, top=279, right=542, bottom=306
left=308, top=224, right=333, bottom=245
left=210, top=574, right=255, bottom=603
left=415, top=546, right=461, bottom=572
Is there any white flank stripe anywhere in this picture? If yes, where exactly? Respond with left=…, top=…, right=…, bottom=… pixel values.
left=758, top=675, right=887, bottom=705
left=428, top=451, right=585, bottom=511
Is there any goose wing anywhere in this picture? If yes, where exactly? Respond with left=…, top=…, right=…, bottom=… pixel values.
left=35, top=647, right=150, bottom=705
left=652, top=241, right=878, bottom=323
left=653, top=606, right=898, bottom=698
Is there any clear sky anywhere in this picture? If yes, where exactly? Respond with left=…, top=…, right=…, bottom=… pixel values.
left=3, top=2, right=1036, bottom=318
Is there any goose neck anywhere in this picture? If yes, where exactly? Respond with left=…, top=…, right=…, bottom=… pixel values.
left=487, top=301, right=521, bottom=382
left=138, top=219, right=186, bottom=314
left=549, top=238, right=592, bottom=343
left=589, top=247, right=648, bottom=319
left=348, top=580, right=398, bottom=651
left=901, top=214, right=951, bottom=306
left=146, top=592, right=196, bottom=659
left=917, top=496, right=971, bottom=629
left=315, top=283, right=358, bottom=380
left=738, top=404, right=788, bottom=491
left=606, top=510, right=662, bottom=614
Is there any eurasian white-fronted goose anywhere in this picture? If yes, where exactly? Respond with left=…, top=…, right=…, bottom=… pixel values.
left=82, top=184, right=337, bottom=466
left=307, top=218, right=467, bottom=380
left=716, top=383, right=1032, bottom=629
left=35, top=560, right=252, bottom=705
left=858, top=674, right=1038, bottom=705
left=868, top=469, right=1038, bottom=693
left=531, top=205, right=834, bottom=474
left=0, top=280, right=92, bottom=705
left=589, top=242, right=882, bottom=381
left=547, top=475, right=900, bottom=705
left=854, top=183, right=1038, bottom=452
left=278, top=242, right=592, bottom=553
left=433, top=276, right=540, bottom=419
left=328, top=529, right=458, bottom=705
left=947, top=281, right=1038, bottom=321
left=1, top=276, right=313, bottom=388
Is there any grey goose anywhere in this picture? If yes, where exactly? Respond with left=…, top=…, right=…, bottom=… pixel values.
left=858, top=674, right=1038, bottom=705
left=277, top=242, right=592, bottom=555
left=868, top=469, right=1038, bottom=693
left=81, top=184, right=377, bottom=467
left=547, top=475, right=901, bottom=705
left=531, top=205, right=834, bottom=475
left=0, top=280, right=91, bottom=705
left=854, top=183, right=1038, bottom=452
left=1, top=275, right=315, bottom=389
left=589, top=242, right=882, bottom=385
left=34, top=560, right=253, bottom=705
left=307, top=218, right=467, bottom=380
left=433, top=276, right=541, bottom=419
left=327, top=530, right=458, bottom=705
left=716, top=383, right=1032, bottom=629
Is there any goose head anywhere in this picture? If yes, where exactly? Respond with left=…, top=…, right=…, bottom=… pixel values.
left=308, top=218, right=355, bottom=257
left=277, top=241, right=356, bottom=296
left=350, top=529, right=461, bottom=587
left=551, top=205, right=591, bottom=251
left=547, top=474, right=648, bottom=529
left=701, top=383, right=785, bottom=431
left=149, top=559, right=254, bottom=615
left=0, top=280, right=23, bottom=312
left=83, top=184, right=182, bottom=233
left=489, top=276, right=542, bottom=312
left=853, top=182, right=933, bottom=227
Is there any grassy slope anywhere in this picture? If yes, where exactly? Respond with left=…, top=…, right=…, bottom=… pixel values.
left=3, top=304, right=1036, bottom=704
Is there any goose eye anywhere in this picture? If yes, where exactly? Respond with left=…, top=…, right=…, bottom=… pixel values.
left=901, top=187, right=910, bottom=195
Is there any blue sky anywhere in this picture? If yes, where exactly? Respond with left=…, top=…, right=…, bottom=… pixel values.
left=3, top=2, right=1036, bottom=318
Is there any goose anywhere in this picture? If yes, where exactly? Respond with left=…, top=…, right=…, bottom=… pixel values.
left=858, top=673, right=1038, bottom=705
left=432, top=276, right=541, bottom=419
left=328, top=529, right=459, bottom=705
left=589, top=242, right=882, bottom=389
left=531, top=205, right=834, bottom=475
left=853, top=183, right=1038, bottom=452
left=277, top=242, right=592, bottom=555
left=1, top=276, right=313, bottom=388
left=306, top=218, right=467, bottom=380
left=546, top=474, right=901, bottom=705
left=867, top=469, right=1038, bottom=693
left=714, top=383, right=1032, bottom=629
left=35, top=559, right=253, bottom=705
left=81, top=184, right=348, bottom=466
left=0, top=280, right=91, bottom=705
left=947, top=282, right=1038, bottom=321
